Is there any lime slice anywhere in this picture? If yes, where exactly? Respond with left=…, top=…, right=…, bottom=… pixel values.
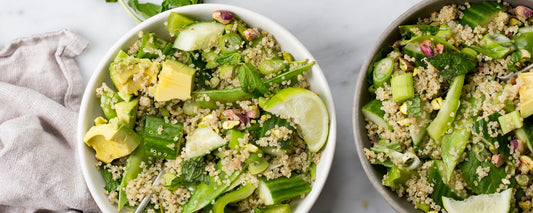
left=442, top=188, right=512, bottom=213
left=261, top=87, right=329, bottom=152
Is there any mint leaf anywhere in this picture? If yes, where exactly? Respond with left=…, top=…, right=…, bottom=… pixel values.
left=100, top=165, right=121, bottom=192
left=406, top=96, right=421, bottom=116
left=427, top=51, right=477, bottom=80
left=428, top=161, right=462, bottom=206
left=215, top=53, right=241, bottom=65
left=459, top=151, right=509, bottom=195
left=161, top=0, right=201, bottom=11
left=128, top=0, right=162, bottom=19
left=249, top=112, right=295, bottom=149
left=238, top=63, right=270, bottom=97
left=181, top=156, right=209, bottom=184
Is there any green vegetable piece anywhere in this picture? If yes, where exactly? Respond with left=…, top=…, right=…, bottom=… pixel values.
left=459, top=1, right=506, bottom=28
left=459, top=151, right=508, bottom=195
left=203, top=51, right=219, bottom=69
left=399, top=25, right=440, bottom=39
left=128, top=0, right=162, bottom=19
left=415, top=203, right=430, bottom=212
left=515, top=32, right=533, bottom=55
left=215, top=52, right=241, bottom=65
left=410, top=111, right=430, bottom=147
left=262, top=204, right=291, bottom=213
left=402, top=42, right=427, bottom=67
left=238, top=63, right=271, bottom=97
left=227, top=129, right=245, bottom=150
left=372, top=58, right=394, bottom=87
left=516, top=116, right=533, bottom=152
left=441, top=120, right=471, bottom=181
left=390, top=73, right=414, bottom=103
left=257, top=175, right=311, bottom=205
left=166, top=12, right=196, bottom=35
left=143, top=115, right=184, bottom=159
left=471, top=33, right=512, bottom=60
left=98, top=83, right=122, bottom=120
left=259, top=59, right=286, bottom=75
left=118, top=143, right=148, bottom=212
left=405, top=96, right=421, bottom=116
left=248, top=112, right=295, bottom=150
left=182, top=164, right=243, bottom=213
left=428, top=160, right=462, bottom=207
left=219, top=33, right=243, bottom=54
left=498, top=110, right=523, bottom=135
left=402, top=35, right=459, bottom=52
left=427, top=75, right=465, bottom=140
left=136, top=32, right=163, bottom=59
left=460, top=47, right=478, bottom=60
left=383, top=164, right=414, bottom=189
left=212, top=183, right=257, bottom=213
left=427, top=51, right=477, bottom=80
left=100, top=164, right=121, bottom=192
left=472, top=112, right=510, bottom=157
left=181, top=156, right=210, bottom=184
left=248, top=156, right=269, bottom=175
left=361, top=99, right=390, bottom=130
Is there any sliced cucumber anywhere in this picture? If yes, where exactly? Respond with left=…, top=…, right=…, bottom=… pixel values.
left=166, top=12, right=196, bottom=35
left=427, top=75, right=465, bottom=140
left=498, top=110, right=523, bottom=135
left=143, top=115, right=184, bottom=159
left=391, top=73, right=414, bottom=103
left=518, top=26, right=533, bottom=34
left=173, top=22, right=225, bottom=51
left=460, top=1, right=506, bottom=28
left=184, top=127, right=227, bottom=159
left=257, top=175, right=311, bottom=205
left=362, top=99, right=390, bottom=129
left=409, top=111, right=430, bottom=147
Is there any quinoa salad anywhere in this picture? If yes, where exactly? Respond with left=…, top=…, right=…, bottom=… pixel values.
left=83, top=10, right=329, bottom=213
left=362, top=1, right=533, bottom=212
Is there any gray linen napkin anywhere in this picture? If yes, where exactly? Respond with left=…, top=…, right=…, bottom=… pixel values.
left=0, top=29, right=99, bottom=212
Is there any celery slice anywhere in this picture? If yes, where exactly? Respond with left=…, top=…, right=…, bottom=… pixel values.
left=391, top=73, right=414, bottom=103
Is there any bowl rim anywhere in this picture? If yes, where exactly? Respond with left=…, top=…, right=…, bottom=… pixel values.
left=352, top=0, right=533, bottom=212
left=77, top=3, right=337, bottom=213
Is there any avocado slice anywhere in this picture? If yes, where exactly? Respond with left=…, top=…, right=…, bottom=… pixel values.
left=109, top=50, right=159, bottom=97
left=83, top=118, right=141, bottom=163
left=115, top=98, right=138, bottom=129
left=154, top=59, right=197, bottom=102
left=518, top=71, right=533, bottom=118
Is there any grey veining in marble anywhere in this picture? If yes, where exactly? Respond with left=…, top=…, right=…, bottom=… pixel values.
left=0, top=0, right=423, bottom=212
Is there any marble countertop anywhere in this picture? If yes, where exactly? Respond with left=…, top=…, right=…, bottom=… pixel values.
left=0, top=0, right=423, bottom=212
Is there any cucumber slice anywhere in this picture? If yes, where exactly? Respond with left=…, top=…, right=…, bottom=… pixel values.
left=460, top=1, right=506, bottom=28
left=257, top=175, right=311, bottom=205
left=173, top=22, right=225, bottom=51
left=166, top=12, right=196, bottom=35
left=362, top=99, right=390, bottom=129
left=184, top=127, right=227, bottom=159
left=518, top=26, right=533, bottom=34
left=143, top=115, right=184, bottom=159
left=427, top=75, right=465, bottom=140
left=498, top=111, right=523, bottom=135
left=373, top=58, right=394, bottom=87
left=409, top=111, right=430, bottom=147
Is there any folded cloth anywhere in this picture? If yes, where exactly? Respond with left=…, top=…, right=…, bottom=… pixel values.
left=0, top=29, right=99, bottom=212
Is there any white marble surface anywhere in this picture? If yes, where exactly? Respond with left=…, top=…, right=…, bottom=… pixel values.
left=0, top=0, right=423, bottom=212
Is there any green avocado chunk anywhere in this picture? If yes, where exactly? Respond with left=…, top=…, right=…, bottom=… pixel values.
left=109, top=50, right=159, bottom=96
left=83, top=117, right=141, bottom=163
left=114, top=98, right=138, bottom=129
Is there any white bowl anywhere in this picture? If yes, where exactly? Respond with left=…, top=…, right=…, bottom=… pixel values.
left=77, top=4, right=336, bottom=213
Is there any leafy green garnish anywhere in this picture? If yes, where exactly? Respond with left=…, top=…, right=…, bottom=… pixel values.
left=238, top=63, right=270, bottom=97
left=406, top=96, right=421, bottom=116
left=428, top=161, right=462, bottom=206
left=472, top=113, right=510, bottom=157
left=369, top=140, right=402, bottom=167
left=100, top=165, right=121, bottom=192
left=427, top=51, right=477, bottom=80
left=161, top=0, right=201, bottom=11
left=106, top=0, right=117, bottom=2
left=459, top=151, right=509, bottom=194
left=399, top=25, right=440, bottom=39
left=128, top=0, right=162, bottom=19
left=182, top=156, right=210, bottom=184
left=383, top=165, right=414, bottom=189
left=215, top=53, right=241, bottom=65
left=248, top=112, right=295, bottom=149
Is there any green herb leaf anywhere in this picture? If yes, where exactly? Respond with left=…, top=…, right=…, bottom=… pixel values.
left=106, top=0, right=118, bottom=2
left=427, top=51, right=477, bottom=80
left=406, top=96, right=421, bottom=116
left=399, top=25, right=440, bottom=39
left=127, top=0, right=162, bottom=19
left=161, top=0, right=201, bottom=11
left=181, top=156, right=209, bottom=184
left=215, top=53, right=241, bottom=65
left=238, top=63, right=270, bottom=97
left=472, top=113, right=510, bottom=157
left=459, top=151, right=509, bottom=194
left=428, top=161, right=462, bottom=206
left=248, top=112, right=295, bottom=149
left=100, top=165, right=121, bottom=192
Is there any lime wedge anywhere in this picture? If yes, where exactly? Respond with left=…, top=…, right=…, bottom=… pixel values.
left=442, top=188, right=512, bottom=213
left=261, top=87, right=329, bottom=152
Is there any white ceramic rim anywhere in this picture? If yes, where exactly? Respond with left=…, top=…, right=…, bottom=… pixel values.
left=77, top=3, right=337, bottom=213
